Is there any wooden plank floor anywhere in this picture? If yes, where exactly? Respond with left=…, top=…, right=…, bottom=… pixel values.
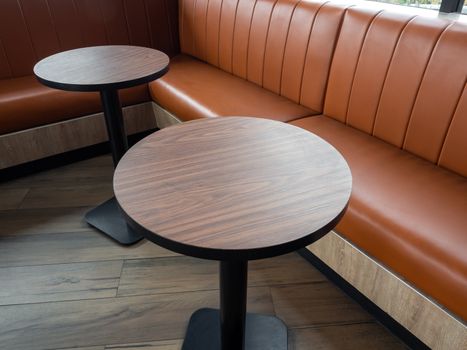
left=0, top=155, right=407, bottom=350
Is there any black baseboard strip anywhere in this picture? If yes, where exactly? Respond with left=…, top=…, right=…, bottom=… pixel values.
left=0, top=129, right=157, bottom=182
left=297, top=248, right=430, bottom=350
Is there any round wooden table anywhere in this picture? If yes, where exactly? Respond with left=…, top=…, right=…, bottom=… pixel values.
left=34, top=45, right=169, bottom=245
left=114, top=117, right=352, bottom=350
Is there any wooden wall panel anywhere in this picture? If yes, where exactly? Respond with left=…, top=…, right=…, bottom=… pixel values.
left=0, top=102, right=156, bottom=169
left=308, top=231, right=467, bottom=350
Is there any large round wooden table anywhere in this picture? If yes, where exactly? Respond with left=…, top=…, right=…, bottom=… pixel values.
left=114, top=117, right=352, bottom=350
left=34, top=45, right=169, bottom=245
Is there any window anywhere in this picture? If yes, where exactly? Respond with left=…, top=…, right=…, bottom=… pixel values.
left=370, top=0, right=441, bottom=11
left=367, top=0, right=466, bottom=13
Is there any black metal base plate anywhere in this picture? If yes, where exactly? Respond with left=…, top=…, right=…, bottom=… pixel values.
left=85, top=197, right=144, bottom=245
left=182, top=308, right=287, bottom=350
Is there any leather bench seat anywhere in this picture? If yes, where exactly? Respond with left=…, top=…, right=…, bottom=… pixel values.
left=149, top=55, right=315, bottom=122
left=291, top=116, right=467, bottom=320
left=0, top=76, right=150, bottom=135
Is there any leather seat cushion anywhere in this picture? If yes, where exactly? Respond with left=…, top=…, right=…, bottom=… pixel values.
left=149, top=55, right=315, bottom=122
left=290, top=115, right=467, bottom=321
left=0, top=76, right=150, bottom=135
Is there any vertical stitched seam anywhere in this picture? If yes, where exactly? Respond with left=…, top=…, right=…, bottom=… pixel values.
left=122, top=0, right=133, bottom=44
left=298, top=1, right=327, bottom=105
left=204, top=0, right=210, bottom=60
left=344, top=10, right=383, bottom=125
left=229, top=0, right=241, bottom=73
left=0, top=39, right=13, bottom=78
left=321, top=4, right=352, bottom=112
left=245, top=0, right=259, bottom=81
left=436, top=80, right=466, bottom=165
left=16, top=0, right=38, bottom=61
left=278, top=0, right=301, bottom=96
left=97, top=0, right=111, bottom=45
left=44, top=0, right=61, bottom=50
left=261, top=0, right=279, bottom=87
left=164, top=0, right=175, bottom=54
left=189, top=0, right=198, bottom=56
left=71, top=0, right=85, bottom=46
left=401, top=23, right=452, bottom=150
left=217, top=0, right=225, bottom=68
left=143, top=0, right=155, bottom=48
left=180, top=0, right=185, bottom=51
left=204, top=0, right=209, bottom=61
left=371, top=15, right=416, bottom=136
left=193, top=0, right=199, bottom=56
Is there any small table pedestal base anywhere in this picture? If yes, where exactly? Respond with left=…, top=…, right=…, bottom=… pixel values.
left=182, top=308, right=287, bottom=350
left=85, top=197, right=144, bottom=245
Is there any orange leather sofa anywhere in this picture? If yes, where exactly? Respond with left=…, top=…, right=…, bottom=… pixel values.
left=0, top=0, right=179, bottom=136
left=149, top=0, right=467, bottom=325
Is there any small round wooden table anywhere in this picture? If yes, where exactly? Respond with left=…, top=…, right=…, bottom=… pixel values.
left=114, top=117, right=352, bottom=350
left=34, top=45, right=169, bottom=245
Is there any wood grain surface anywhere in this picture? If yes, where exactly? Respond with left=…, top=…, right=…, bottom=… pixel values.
left=34, top=46, right=169, bottom=91
left=0, top=102, right=156, bottom=169
left=0, top=155, right=404, bottom=350
left=114, top=117, right=352, bottom=260
left=308, top=231, right=467, bottom=350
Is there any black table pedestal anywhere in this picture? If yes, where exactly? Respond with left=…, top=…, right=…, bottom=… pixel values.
left=182, top=261, right=287, bottom=350
left=85, top=197, right=143, bottom=245
left=85, top=89, right=144, bottom=245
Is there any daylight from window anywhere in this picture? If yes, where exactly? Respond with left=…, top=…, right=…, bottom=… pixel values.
left=370, top=0, right=442, bottom=10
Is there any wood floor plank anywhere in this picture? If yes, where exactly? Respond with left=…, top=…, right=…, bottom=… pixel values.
left=0, top=155, right=408, bottom=350
left=19, top=184, right=113, bottom=209
left=0, top=188, right=29, bottom=210
left=57, top=346, right=104, bottom=350
left=118, top=253, right=325, bottom=297
left=0, top=156, right=113, bottom=190
left=289, top=323, right=407, bottom=349
left=0, top=207, right=91, bottom=236
left=271, top=282, right=373, bottom=328
left=0, top=287, right=273, bottom=350
left=0, top=231, right=177, bottom=268
left=105, top=339, right=183, bottom=350
left=0, top=261, right=122, bottom=305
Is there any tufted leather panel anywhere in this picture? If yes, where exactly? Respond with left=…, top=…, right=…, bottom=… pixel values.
left=403, top=22, right=467, bottom=165
left=324, top=7, right=467, bottom=176
left=262, top=0, right=297, bottom=94
left=0, top=0, right=180, bottom=79
left=438, top=88, right=467, bottom=177
left=290, top=115, right=467, bottom=321
left=178, top=0, right=347, bottom=112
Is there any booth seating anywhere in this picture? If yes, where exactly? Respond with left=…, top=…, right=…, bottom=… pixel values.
left=149, top=1, right=467, bottom=348
left=0, top=0, right=179, bottom=168
left=1, top=0, right=466, bottom=348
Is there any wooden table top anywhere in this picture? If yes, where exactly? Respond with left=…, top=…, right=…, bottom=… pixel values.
left=114, top=117, right=352, bottom=260
left=34, top=45, right=169, bottom=92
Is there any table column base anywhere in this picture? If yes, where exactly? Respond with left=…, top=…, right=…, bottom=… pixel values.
left=85, top=197, right=144, bottom=245
left=182, top=308, right=287, bottom=350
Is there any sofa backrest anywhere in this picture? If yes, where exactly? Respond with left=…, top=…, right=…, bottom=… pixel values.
left=324, top=7, right=467, bottom=177
left=179, top=0, right=347, bottom=112
left=0, top=0, right=179, bottom=80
